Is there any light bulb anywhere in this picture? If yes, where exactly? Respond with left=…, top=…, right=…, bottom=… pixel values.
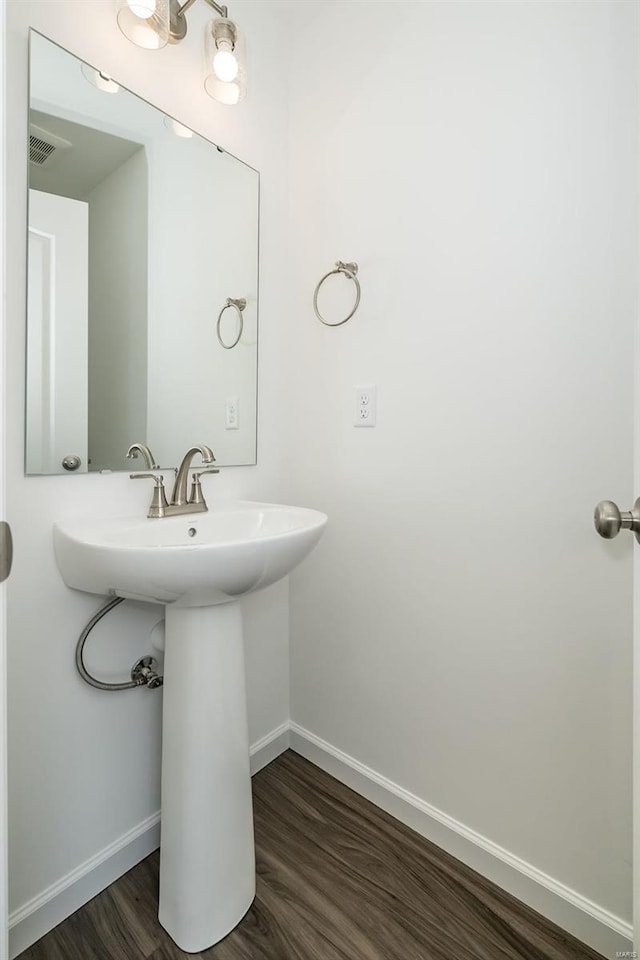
left=213, top=43, right=238, bottom=82
left=127, top=0, right=156, bottom=19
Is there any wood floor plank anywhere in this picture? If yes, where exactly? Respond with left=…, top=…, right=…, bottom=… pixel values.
left=254, top=752, right=604, bottom=960
left=19, top=884, right=148, bottom=960
left=17, top=750, right=606, bottom=960
left=252, top=768, right=528, bottom=959
left=148, top=941, right=206, bottom=960
left=214, top=872, right=357, bottom=960
left=16, top=934, right=69, bottom=960
left=106, top=853, right=165, bottom=957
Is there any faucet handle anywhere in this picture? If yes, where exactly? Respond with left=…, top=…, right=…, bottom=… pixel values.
left=130, top=473, right=169, bottom=519
left=130, top=472, right=164, bottom=482
left=189, top=468, right=220, bottom=505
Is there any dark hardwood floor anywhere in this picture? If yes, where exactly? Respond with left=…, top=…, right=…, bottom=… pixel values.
left=19, top=750, right=605, bottom=960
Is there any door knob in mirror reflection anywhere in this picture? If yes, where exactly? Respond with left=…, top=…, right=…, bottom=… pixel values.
left=594, top=498, right=640, bottom=542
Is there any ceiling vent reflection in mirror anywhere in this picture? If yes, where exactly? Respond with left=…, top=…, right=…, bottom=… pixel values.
left=115, top=0, right=247, bottom=104
left=29, top=123, right=72, bottom=169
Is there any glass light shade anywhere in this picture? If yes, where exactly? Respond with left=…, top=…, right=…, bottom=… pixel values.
left=116, top=0, right=170, bottom=50
left=128, top=0, right=155, bottom=17
left=80, top=63, right=120, bottom=93
left=204, top=19, right=247, bottom=105
left=163, top=116, right=194, bottom=138
left=205, top=75, right=242, bottom=105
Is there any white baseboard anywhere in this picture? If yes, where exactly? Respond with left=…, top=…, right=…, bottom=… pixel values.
left=8, top=723, right=291, bottom=959
left=9, top=721, right=631, bottom=960
left=8, top=812, right=161, bottom=960
left=250, top=721, right=290, bottom=775
left=289, top=722, right=633, bottom=959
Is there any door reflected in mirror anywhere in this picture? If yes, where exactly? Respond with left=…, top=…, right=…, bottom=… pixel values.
left=26, top=30, right=259, bottom=475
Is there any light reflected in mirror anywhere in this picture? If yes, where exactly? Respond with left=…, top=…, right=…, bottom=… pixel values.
left=26, top=31, right=259, bottom=475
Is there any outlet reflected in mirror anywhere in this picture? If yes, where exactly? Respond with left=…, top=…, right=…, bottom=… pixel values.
left=26, top=31, right=259, bottom=475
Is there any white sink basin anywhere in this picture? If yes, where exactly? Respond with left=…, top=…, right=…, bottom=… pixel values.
left=53, top=499, right=327, bottom=605
left=52, top=498, right=327, bottom=953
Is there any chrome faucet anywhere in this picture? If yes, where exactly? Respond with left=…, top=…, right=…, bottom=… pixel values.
left=130, top=443, right=219, bottom=519
left=126, top=443, right=159, bottom=470
left=171, top=445, right=215, bottom=506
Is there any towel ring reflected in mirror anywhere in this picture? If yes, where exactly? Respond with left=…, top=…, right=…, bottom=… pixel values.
left=313, top=261, right=361, bottom=327
left=217, top=297, right=246, bottom=350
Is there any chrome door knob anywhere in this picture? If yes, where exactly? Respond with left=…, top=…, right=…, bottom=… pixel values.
left=594, top=499, right=640, bottom=541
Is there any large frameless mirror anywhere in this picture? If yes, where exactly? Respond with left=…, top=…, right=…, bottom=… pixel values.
left=26, top=30, right=259, bottom=475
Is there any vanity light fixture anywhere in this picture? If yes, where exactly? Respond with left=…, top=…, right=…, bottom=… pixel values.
left=116, top=0, right=247, bottom=104
left=204, top=14, right=247, bottom=104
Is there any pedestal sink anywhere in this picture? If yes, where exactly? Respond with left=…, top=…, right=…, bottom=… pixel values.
left=53, top=500, right=327, bottom=953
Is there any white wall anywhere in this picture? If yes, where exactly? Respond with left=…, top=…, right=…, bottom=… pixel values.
left=5, top=0, right=638, bottom=954
left=88, top=148, right=148, bottom=471
left=286, top=0, right=636, bottom=935
left=147, top=136, right=258, bottom=467
left=5, top=0, right=291, bottom=934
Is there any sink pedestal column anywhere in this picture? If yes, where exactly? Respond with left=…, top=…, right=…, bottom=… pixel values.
left=158, top=601, right=255, bottom=953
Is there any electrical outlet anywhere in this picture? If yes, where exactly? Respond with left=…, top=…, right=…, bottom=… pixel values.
left=354, top=385, right=376, bottom=427
left=225, top=397, right=239, bottom=430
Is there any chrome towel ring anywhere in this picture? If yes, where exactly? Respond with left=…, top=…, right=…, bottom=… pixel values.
left=313, top=260, right=360, bottom=327
left=217, top=297, right=246, bottom=349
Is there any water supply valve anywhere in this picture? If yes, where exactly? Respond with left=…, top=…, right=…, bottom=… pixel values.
left=131, top=656, right=164, bottom=689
